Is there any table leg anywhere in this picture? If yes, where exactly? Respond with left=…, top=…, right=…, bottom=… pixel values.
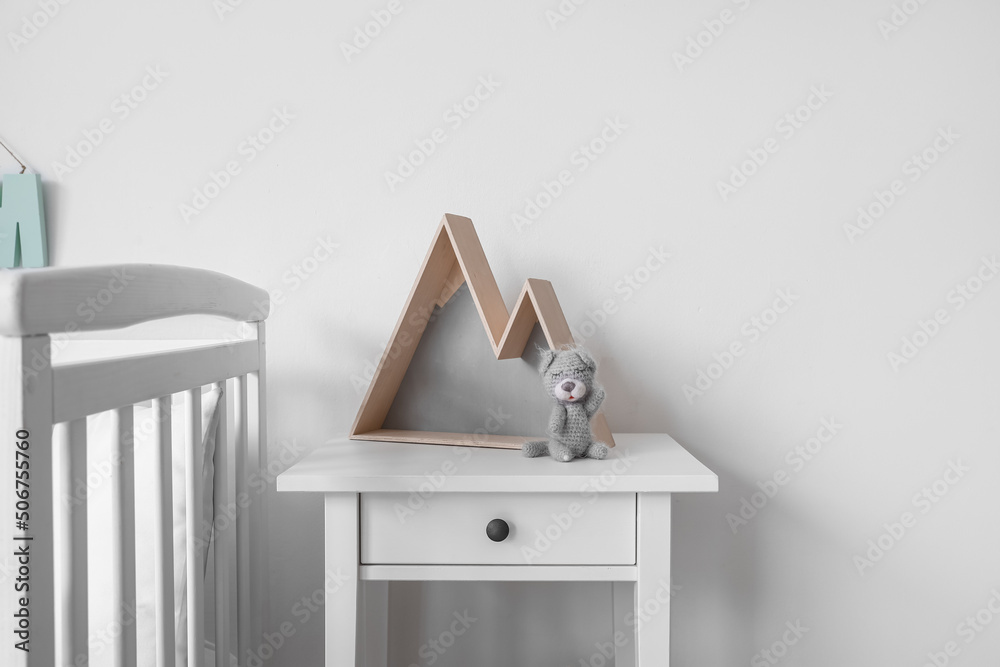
left=635, top=493, right=671, bottom=667
left=325, top=493, right=361, bottom=667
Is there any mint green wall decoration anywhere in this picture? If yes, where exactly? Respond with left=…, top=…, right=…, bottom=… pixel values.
left=0, top=173, right=48, bottom=268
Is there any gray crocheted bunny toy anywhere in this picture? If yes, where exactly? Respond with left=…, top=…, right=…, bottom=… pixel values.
left=523, top=346, right=608, bottom=462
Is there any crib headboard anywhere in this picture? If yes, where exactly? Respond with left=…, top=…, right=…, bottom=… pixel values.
left=0, top=265, right=271, bottom=667
left=0, top=263, right=269, bottom=336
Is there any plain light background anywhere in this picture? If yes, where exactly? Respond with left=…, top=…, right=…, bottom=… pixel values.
left=3, top=0, right=999, bottom=664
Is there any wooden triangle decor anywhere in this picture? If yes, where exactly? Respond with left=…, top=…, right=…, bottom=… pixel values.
left=351, top=214, right=615, bottom=449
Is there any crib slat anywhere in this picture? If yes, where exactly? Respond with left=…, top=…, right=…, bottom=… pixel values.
left=152, top=398, right=176, bottom=667
left=110, top=406, right=138, bottom=667
left=185, top=388, right=205, bottom=667
left=214, top=382, right=232, bottom=667
left=235, top=375, right=250, bottom=666
left=54, top=419, right=88, bottom=667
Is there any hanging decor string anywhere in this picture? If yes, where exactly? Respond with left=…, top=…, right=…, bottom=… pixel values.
left=0, top=136, right=28, bottom=174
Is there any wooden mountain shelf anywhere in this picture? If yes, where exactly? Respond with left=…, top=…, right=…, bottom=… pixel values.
left=350, top=214, right=614, bottom=450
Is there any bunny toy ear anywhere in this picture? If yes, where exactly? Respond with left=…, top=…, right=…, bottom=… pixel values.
left=537, top=346, right=557, bottom=373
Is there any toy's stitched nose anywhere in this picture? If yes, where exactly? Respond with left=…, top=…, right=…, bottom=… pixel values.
left=561, top=381, right=575, bottom=392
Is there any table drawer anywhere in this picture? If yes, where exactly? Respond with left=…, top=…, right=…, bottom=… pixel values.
left=360, top=492, right=636, bottom=565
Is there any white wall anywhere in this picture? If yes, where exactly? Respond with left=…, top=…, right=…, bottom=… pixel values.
left=3, top=0, right=999, bottom=664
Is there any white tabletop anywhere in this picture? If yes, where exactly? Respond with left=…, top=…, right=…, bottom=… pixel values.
left=277, top=433, right=718, bottom=494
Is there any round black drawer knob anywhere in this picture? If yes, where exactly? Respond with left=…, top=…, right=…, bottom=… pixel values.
left=486, top=518, right=510, bottom=542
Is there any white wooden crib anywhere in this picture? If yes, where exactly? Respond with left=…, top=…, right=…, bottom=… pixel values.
left=0, top=265, right=270, bottom=667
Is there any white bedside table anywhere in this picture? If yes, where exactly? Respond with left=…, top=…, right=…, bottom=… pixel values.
left=277, top=433, right=717, bottom=666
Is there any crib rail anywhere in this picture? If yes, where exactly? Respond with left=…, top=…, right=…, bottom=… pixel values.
left=0, top=265, right=270, bottom=667
left=53, top=340, right=260, bottom=424
left=0, top=264, right=269, bottom=336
